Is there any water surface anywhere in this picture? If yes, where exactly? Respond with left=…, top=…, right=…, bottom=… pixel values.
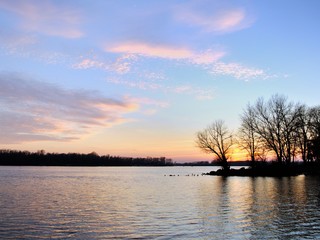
left=0, top=166, right=320, bottom=239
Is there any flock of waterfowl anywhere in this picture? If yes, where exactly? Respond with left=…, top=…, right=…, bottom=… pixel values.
left=164, top=173, right=204, bottom=177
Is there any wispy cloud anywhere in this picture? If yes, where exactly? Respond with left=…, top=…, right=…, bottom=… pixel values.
left=0, top=73, right=137, bottom=143
left=106, top=42, right=225, bottom=65
left=0, top=0, right=83, bottom=38
left=107, top=78, right=214, bottom=100
left=72, top=54, right=137, bottom=74
left=211, top=62, right=272, bottom=80
left=108, top=42, right=193, bottom=60
left=174, top=1, right=253, bottom=33
left=112, top=54, right=137, bottom=74
left=73, top=59, right=105, bottom=70
left=107, top=78, right=162, bottom=91
left=127, top=97, right=169, bottom=108
left=139, top=70, right=166, bottom=81
left=178, top=9, right=247, bottom=33
left=107, top=42, right=270, bottom=82
left=0, top=31, right=75, bottom=66
left=191, top=49, right=226, bottom=65
left=172, top=85, right=214, bottom=100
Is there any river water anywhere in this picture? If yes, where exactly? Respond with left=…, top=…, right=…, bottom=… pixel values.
left=0, top=166, right=320, bottom=239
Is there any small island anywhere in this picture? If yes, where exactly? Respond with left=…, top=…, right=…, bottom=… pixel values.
left=204, top=162, right=320, bottom=177
left=197, top=95, right=320, bottom=177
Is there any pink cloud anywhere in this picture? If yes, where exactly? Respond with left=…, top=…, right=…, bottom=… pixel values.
left=213, top=10, right=246, bottom=32
left=108, top=42, right=193, bottom=60
left=175, top=2, right=253, bottom=33
left=111, top=54, right=137, bottom=74
left=106, top=42, right=224, bottom=65
left=0, top=0, right=83, bottom=38
left=0, top=73, right=137, bottom=143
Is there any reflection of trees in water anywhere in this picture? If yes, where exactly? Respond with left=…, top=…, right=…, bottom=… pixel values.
left=266, top=177, right=316, bottom=238
left=244, top=177, right=319, bottom=239
left=197, top=177, right=255, bottom=238
left=197, top=176, right=320, bottom=239
left=196, top=177, right=233, bottom=238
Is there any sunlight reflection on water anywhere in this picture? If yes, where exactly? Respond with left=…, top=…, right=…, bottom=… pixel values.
left=0, top=167, right=320, bottom=239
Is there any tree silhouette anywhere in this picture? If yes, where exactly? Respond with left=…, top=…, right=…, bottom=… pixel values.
left=196, top=120, right=233, bottom=171
left=307, top=106, right=320, bottom=162
left=238, top=103, right=261, bottom=166
left=249, top=95, right=302, bottom=164
left=294, top=104, right=310, bottom=163
left=198, top=94, right=320, bottom=175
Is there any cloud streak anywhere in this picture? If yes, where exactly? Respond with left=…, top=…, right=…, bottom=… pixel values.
left=0, top=73, right=137, bottom=143
left=107, top=78, right=214, bottom=100
left=178, top=9, right=247, bottom=33
left=106, top=42, right=270, bottom=81
left=108, top=42, right=193, bottom=60
left=174, top=1, right=253, bottom=33
left=106, top=42, right=225, bottom=65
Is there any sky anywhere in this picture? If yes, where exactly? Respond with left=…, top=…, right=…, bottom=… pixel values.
left=1, top=0, right=320, bottom=162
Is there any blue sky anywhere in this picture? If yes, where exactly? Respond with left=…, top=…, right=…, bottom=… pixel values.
left=1, top=0, right=320, bottom=161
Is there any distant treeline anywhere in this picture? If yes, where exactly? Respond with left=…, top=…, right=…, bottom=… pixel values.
left=0, top=149, right=174, bottom=166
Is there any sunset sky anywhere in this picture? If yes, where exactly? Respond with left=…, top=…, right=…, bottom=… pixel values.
left=1, top=0, right=320, bottom=162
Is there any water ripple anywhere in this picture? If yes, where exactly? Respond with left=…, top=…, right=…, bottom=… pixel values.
left=0, top=167, right=320, bottom=239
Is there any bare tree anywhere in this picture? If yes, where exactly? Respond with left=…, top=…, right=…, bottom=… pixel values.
left=197, top=95, right=320, bottom=170
left=196, top=120, right=233, bottom=170
left=251, top=94, right=302, bottom=164
left=294, top=104, right=310, bottom=163
left=307, top=106, right=320, bottom=162
left=251, top=96, right=283, bottom=163
left=238, top=103, right=260, bottom=166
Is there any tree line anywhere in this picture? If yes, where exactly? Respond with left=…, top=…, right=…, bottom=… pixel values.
left=0, top=149, right=173, bottom=166
left=196, top=94, right=320, bottom=171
